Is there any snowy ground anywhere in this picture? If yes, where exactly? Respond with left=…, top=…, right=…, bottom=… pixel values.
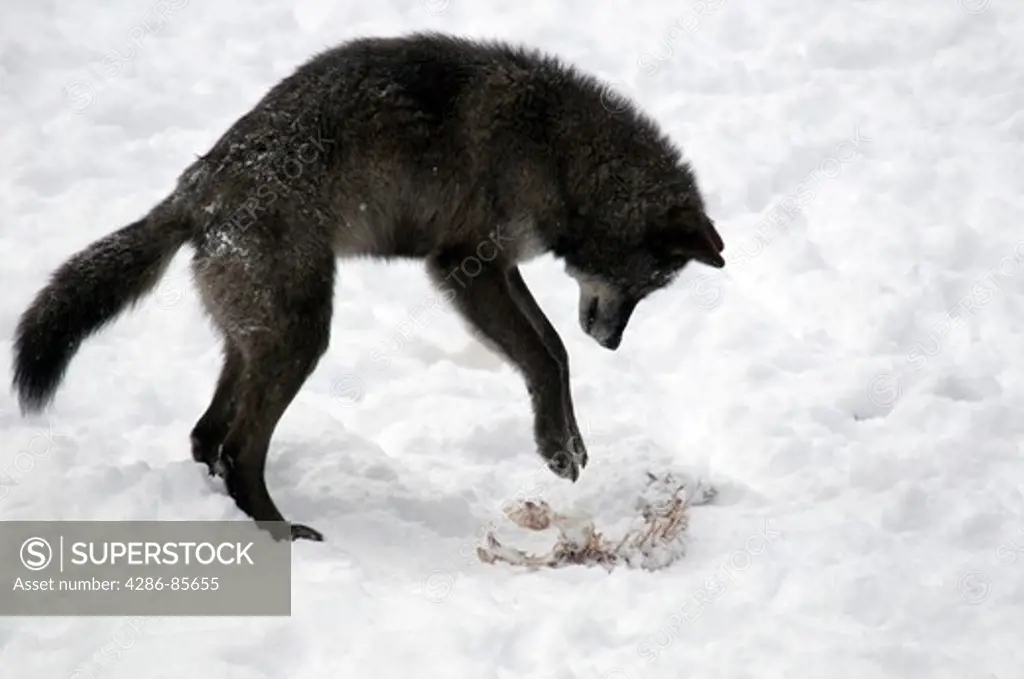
left=2, top=0, right=1023, bottom=676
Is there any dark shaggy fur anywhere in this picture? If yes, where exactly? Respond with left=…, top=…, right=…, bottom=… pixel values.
left=12, top=32, right=725, bottom=541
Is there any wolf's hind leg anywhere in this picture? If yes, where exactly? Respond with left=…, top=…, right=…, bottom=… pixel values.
left=190, top=340, right=243, bottom=475
left=193, top=229, right=335, bottom=542
left=218, top=322, right=329, bottom=541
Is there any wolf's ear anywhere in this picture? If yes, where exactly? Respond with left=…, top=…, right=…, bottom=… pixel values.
left=702, top=217, right=725, bottom=253
left=676, top=244, right=725, bottom=268
left=658, top=204, right=725, bottom=268
left=665, top=220, right=725, bottom=269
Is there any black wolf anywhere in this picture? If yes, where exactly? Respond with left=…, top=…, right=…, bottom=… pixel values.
left=12, top=32, right=725, bottom=541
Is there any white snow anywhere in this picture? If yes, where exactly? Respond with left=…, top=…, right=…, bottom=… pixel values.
left=2, top=0, right=1023, bottom=677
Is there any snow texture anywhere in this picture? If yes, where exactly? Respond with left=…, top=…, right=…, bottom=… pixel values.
left=2, top=0, right=1024, bottom=677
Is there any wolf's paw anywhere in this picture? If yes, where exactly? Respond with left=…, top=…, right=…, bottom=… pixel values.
left=212, top=453, right=230, bottom=480
left=290, top=524, right=324, bottom=542
left=255, top=521, right=324, bottom=542
left=541, top=437, right=588, bottom=482
left=191, top=434, right=224, bottom=476
left=540, top=428, right=589, bottom=481
left=546, top=452, right=579, bottom=481
left=568, top=432, right=589, bottom=469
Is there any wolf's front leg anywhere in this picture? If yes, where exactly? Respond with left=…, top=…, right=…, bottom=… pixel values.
left=428, top=253, right=587, bottom=481
left=505, top=267, right=587, bottom=469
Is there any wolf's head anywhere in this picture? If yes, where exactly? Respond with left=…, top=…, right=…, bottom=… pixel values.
left=562, top=189, right=725, bottom=351
left=544, top=75, right=727, bottom=350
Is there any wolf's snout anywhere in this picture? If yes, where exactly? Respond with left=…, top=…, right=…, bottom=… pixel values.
left=588, top=311, right=628, bottom=351
left=578, top=289, right=634, bottom=351
left=595, top=330, right=623, bottom=351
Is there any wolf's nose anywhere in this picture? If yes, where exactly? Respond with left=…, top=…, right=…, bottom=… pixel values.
left=598, top=332, right=622, bottom=351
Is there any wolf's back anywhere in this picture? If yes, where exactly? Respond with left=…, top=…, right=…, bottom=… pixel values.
left=11, top=199, right=193, bottom=413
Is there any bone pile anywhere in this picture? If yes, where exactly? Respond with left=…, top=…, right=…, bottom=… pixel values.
left=477, top=472, right=717, bottom=572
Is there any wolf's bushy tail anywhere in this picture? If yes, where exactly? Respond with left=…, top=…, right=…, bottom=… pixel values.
left=12, top=199, right=193, bottom=413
